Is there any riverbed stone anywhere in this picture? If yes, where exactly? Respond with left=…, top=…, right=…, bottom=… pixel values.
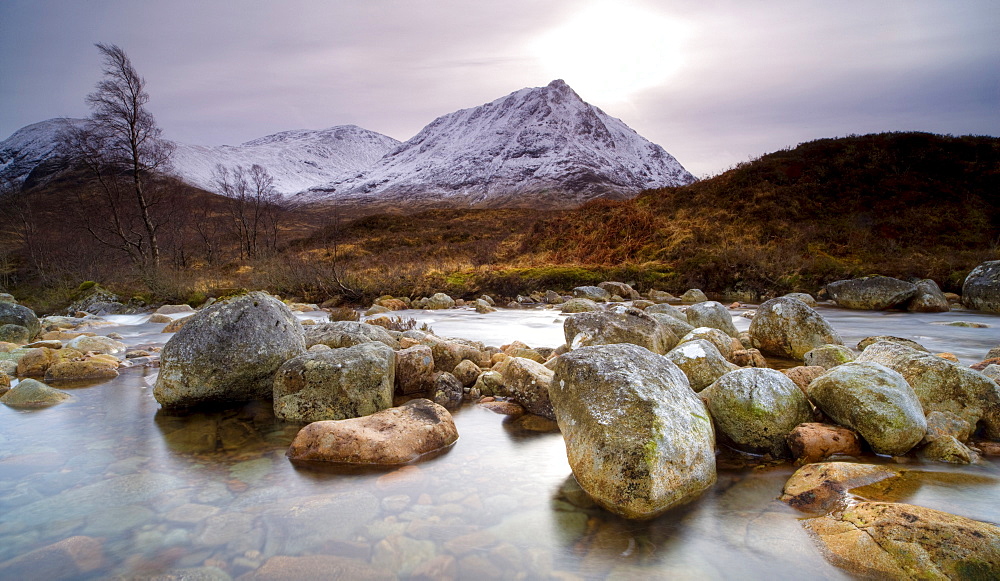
left=665, top=339, right=734, bottom=392
left=598, top=281, right=640, bottom=300
left=923, top=435, right=978, bottom=464
left=0, top=324, right=30, bottom=345
left=647, top=312, right=695, bottom=342
left=0, top=535, right=104, bottom=581
left=241, top=555, right=394, bottom=581
left=44, top=358, right=119, bottom=381
left=572, top=286, right=610, bottom=302
left=273, top=342, right=395, bottom=422
left=0, top=302, right=40, bottom=341
left=156, top=304, right=196, bottom=315
left=907, top=279, right=950, bottom=313
left=163, top=315, right=193, bottom=333
left=65, top=335, right=126, bottom=356
left=432, top=371, right=464, bottom=409
left=493, top=356, right=555, bottom=418
left=680, top=289, right=708, bottom=303
left=452, top=359, right=481, bottom=387
left=287, top=398, right=458, bottom=464
left=806, top=362, right=927, bottom=456
left=472, top=370, right=504, bottom=397
left=564, top=306, right=677, bottom=354
left=685, top=300, right=739, bottom=338
left=825, top=275, right=919, bottom=310
left=783, top=292, right=817, bottom=307
left=426, top=292, right=456, bottom=310
left=0, top=378, right=72, bottom=408
left=560, top=298, right=599, bottom=313
left=781, top=461, right=901, bottom=513
left=677, top=327, right=737, bottom=360
left=749, top=297, right=843, bottom=360
left=645, top=302, right=686, bottom=320
left=857, top=335, right=928, bottom=352
left=701, top=368, right=813, bottom=457
left=963, top=260, right=1000, bottom=313
left=422, top=335, right=489, bottom=373
left=395, top=344, right=435, bottom=395
left=786, top=423, right=862, bottom=464
left=154, top=292, right=306, bottom=408
left=804, top=501, right=1000, bottom=579
left=304, top=321, right=398, bottom=350
left=802, top=344, right=856, bottom=369
left=982, top=364, right=1000, bottom=384
left=856, top=341, right=1000, bottom=439
left=551, top=343, right=716, bottom=520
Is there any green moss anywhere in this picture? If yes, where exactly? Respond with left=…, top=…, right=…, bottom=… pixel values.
left=77, top=281, right=97, bottom=292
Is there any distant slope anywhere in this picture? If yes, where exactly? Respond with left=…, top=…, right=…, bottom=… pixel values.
left=300, top=80, right=694, bottom=209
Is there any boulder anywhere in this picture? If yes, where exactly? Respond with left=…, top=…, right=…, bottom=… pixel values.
left=749, top=297, right=843, bottom=360
left=431, top=371, right=464, bottom=410
left=572, top=285, right=610, bottom=302
left=550, top=343, right=716, bottom=520
left=824, top=275, right=918, bottom=310
left=907, top=279, right=950, bottom=313
left=783, top=292, right=817, bottom=307
left=923, top=435, right=978, bottom=464
left=685, top=301, right=739, bottom=338
left=0, top=324, right=30, bottom=344
left=598, top=281, right=640, bottom=300
left=163, top=315, right=193, bottom=333
left=963, top=260, right=1000, bottom=313
left=923, top=410, right=975, bottom=443
left=856, top=341, right=1000, bottom=439
left=806, top=362, right=927, bottom=456
left=273, top=342, right=395, bottom=422
left=781, top=461, right=901, bottom=513
left=422, top=335, right=489, bottom=372
left=677, top=327, right=737, bottom=360
left=802, top=344, right=856, bottom=369
left=451, top=359, right=481, bottom=387
left=1, top=378, right=72, bottom=408
left=287, top=398, right=458, bottom=465
left=680, top=289, right=708, bottom=303
left=304, top=321, right=398, bottom=350
left=786, top=423, right=862, bottom=464
left=564, top=306, right=677, bottom=354
left=394, top=345, right=435, bottom=395
left=148, top=313, right=172, bottom=324
left=701, top=368, right=813, bottom=457
left=647, top=289, right=677, bottom=303
left=664, top=339, right=733, bottom=392
left=44, top=358, right=119, bottom=381
left=155, top=304, right=196, bottom=315
left=473, top=299, right=496, bottom=314
left=65, top=335, right=126, bottom=356
left=782, top=365, right=828, bottom=394
left=647, top=312, right=695, bottom=341
left=0, top=302, right=40, bottom=341
left=804, top=501, right=1000, bottom=579
left=857, top=335, right=928, bottom=352
left=472, top=370, right=504, bottom=397
left=543, top=290, right=564, bottom=304
left=16, top=347, right=84, bottom=377
left=154, top=292, right=306, bottom=408
left=0, top=293, right=13, bottom=303
left=65, top=285, right=126, bottom=316
left=493, top=356, right=555, bottom=418
left=560, top=298, right=600, bottom=313
left=425, top=293, right=456, bottom=310
left=730, top=348, right=767, bottom=368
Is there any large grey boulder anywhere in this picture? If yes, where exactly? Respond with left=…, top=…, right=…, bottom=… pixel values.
left=572, top=286, right=611, bottom=302
left=824, top=276, right=918, bottom=310
left=154, top=292, right=306, bottom=408
left=564, top=306, right=677, bottom=354
left=273, top=342, right=395, bottom=422
left=665, top=339, right=734, bottom=392
left=560, top=298, right=600, bottom=313
left=963, top=260, right=1000, bottom=313
left=701, top=368, right=813, bottom=457
left=425, top=293, right=456, bottom=310
left=803, top=344, right=856, bottom=369
left=856, top=341, right=1000, bottom=439
left=907, top=279, right=950, bottom=313
left=685, top=301, right=739, bottom=338
left=304, top=321, right=398, bottom=350
left=551, top=344, right=716, bottom=520
left=645, top=302, right=687, bottom=321
left=598, top=281, right=640, bottom=300
left=806, top=362, right=927, bottom=455
left=0, top=302, right=40, bottom=341
left=493, top=356, right=555, bottom=418
left=749, top=297, right=843, bottom=360
left=1, top=378, right=72, bottom=408
left=647, top=312, right=695, bottom=341
left=678, top=327, right=737, bottom=360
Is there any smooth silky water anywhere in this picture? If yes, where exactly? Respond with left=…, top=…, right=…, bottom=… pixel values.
left=1, top=305, right=998, bottom=579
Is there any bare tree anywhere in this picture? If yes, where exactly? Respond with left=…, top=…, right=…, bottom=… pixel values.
left=60, top=43, right=173, bottom=272
left=0, top=176, right=44, bottom=278
left=213, top=164, right=284, bottom=260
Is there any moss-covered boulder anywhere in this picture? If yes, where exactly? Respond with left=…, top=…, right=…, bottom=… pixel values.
left=493, top=356, right=555, bottom=418
left=647, top=312, right=694, bottom=342
left=154, top=292, right=306, bottom=408
left=1, top=378, right=72, bottom=408
left=907, top=279, right=950, bottom=313
left=394, top=344, right=435, bottom=395
left=685, top=300, right=739, bottom=338
left=856, top=341, right=1000, bottom=439
left=701, top=368, right=813, bottom=457
left=806, top=362, right=926, bottom=456
left=0, top=324, right=31, bottom=345
left=645, top=302, right=686, bottom=320
left=749, top=297, right=843, bottom=360
left=677, top=327, right=737, bottom=360
left=598, top=281, right=640, bottom=300
left=665, top=339, right=734, bottom=392
left=802, top=344, right=856, bottom=369
left=273, top=342, right=395, bottom=422
left=560, top=298, right=599, bottom=313
left=551, top=343, right=716, bottom=520
left=824, top=275, right=918, bottom=310
left=563, top=306, right=677, bottom=354
left=572, top=285, right=611, bottom=302
left=963, top=260, right=1000, bottom=313
left=304, top=321, right=398, bottom=350
left=0, top=302, right=39, bottom=341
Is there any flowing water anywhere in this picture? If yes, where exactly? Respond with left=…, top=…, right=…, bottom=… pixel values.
left=0, top=304, right=998, bottom=579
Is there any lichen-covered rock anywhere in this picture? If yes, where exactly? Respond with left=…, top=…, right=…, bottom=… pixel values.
left=680, top=289, right=708, bottom=303
left=551, top=343, right=716, bottom=520
left=451, top=359, right=481, bottom=387
left=16, top=347, right=84, bottom=377
left=786, top=423, right=862, bottom=464
left=0, top=324, right=30, bottom=344
left=493, top=356, right=555, bottom=418
left=963, top=260, right=1000, bottom=313
left=923, top=410, right=974, bottom=443
left=0, top=302, right=40, bottom=341
left=783, top=292, right=817, bottom=307
left=825, top=275, right=919, bottom=310
left=162, top=315, right=193, bottom=333
left=44, top=358, right=119, bottom=381
left=560, top=298, right=600, bottom=313
left=781, top=461, right=901, bottom=513
left=65, top=284, right=126, bottom=316
left=907, top=279, right=950, bottom=313
left=473, top=299, right=496, bottom=314
left=543, top=290, right=564, bottom=304
left=598, top=281, right=640, bottom=300
left=685, top=301, right=739, bottom=338
left=923, top=435, right=977, bottom=464
left=647, top=312, right=695, bottom=342
left=154, top=292, right=306, bottom=408
left=65, top=335, right=126, bottom=356
left=856, top=341, right=1000, bottom=439
left=701, top=368, right=813, bottom=457
left=806, top=362, right=926, bottom=456
left=564, top=306, right=677, bottom=355
left=804, top=501, right=1000, bottom=579
left=665, top=339, right=733, bottom=392
left=425, top=293, right=456, bottom=310
left=802, top=344, right=856, bottom=369
left=472, top=370, right=503, bottom=397
left=422, top=335, right=489, bottom=373
left=857, top=335, right=928, bottom=352
left=304, top=321, right=398, bottom=350
left=647, top=289, right=677, bottom=303
left=394, top=345, right=434, bottom=395
left=287, top=398, right=458, bottom=465
left=645, top=302, right=686, bottom=321
left=1, top=378, right=72, bottom=408
left=677, top=327, right=737, bottom=360
left=749, top=297, right=843, bottom=360
left=431, top=371, right=463, bottom=410
left=273, top=342, right=395, bottom=422
left=572, top=285, right=610, bottom=302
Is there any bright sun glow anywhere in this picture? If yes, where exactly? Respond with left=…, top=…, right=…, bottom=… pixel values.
left=532, top=2, right=692, bottom=103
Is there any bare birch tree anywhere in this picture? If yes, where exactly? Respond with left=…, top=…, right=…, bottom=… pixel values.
left=213, top=164, right=284, bottom=260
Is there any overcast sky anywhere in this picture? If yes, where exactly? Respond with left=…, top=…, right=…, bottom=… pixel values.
left=2, top=0, right=998, bottom=177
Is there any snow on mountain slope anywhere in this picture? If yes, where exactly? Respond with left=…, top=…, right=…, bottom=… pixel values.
left=0, top=118, right=84, bottom=186
left=300, top=79, right=695, bottom=208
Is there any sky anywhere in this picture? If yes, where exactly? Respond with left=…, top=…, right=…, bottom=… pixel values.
left=1, top=0, right=998, bottom=177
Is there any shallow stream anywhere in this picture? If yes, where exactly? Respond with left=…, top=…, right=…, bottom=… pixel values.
left=0, top=304, right=998, bottom=579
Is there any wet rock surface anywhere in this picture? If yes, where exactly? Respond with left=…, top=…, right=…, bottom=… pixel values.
left=825, top=275, right=918, bottom=310
left=749, top=297, right=843, bottom=360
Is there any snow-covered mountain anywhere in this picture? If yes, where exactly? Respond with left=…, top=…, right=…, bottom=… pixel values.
left=299, top=80, right=695, bottom=209
left=0, top=120, right=400, bottom=195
